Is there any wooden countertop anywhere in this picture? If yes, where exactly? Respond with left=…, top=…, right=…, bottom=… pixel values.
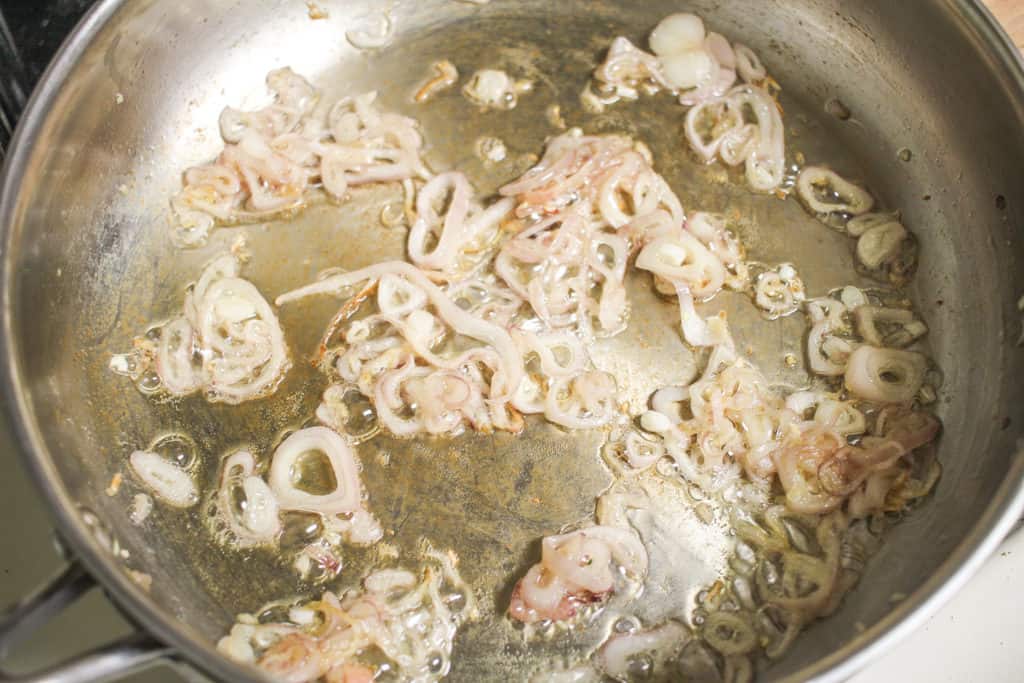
left=985, top=0, right=1024, bottom=49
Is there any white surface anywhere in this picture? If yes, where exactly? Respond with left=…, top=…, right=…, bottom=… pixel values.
left=852, top=528, right=1024, bottom=682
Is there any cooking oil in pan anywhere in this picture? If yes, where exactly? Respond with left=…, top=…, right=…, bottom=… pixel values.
left=84, top=19, right=929, bottom=681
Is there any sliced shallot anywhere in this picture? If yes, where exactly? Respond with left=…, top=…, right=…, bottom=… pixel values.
left=796, top=166, right=874, bottom=217
left=129, top=450, right=198, bottom=508
left=269, top=427, right=366, bottom=516
left=508, top=525, right=648, bottom=624
left=844, top=345, right=927, bottom=404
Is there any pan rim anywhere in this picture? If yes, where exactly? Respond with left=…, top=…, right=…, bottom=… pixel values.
left=0, top=1, right=1021, bottom=682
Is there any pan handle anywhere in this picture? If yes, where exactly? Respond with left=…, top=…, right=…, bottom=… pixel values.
left=0, top=8, right=29, bottom=157
left=0, top=561, right=171, bottom=683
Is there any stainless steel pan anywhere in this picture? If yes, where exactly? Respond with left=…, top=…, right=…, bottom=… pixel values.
left=2, top=1, right=1024, bottom=681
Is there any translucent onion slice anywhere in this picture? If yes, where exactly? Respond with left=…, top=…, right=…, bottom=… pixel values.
left=129, top=450, right=198, bottom=508
left=806, top=320, right=852, bottom=377
left=703, top=610, right=759, bottom=655
left=193, top=265, right=291, bottom=403
left=212, top=450, right=281, bottom=547
left=406, top=171, right=514, bottom=275
left=847, top=211, right=901, bottom=237
left=844, top=345, right=927, bottom=404
left=595, top=621, right=690, bottom=679
left=796, top=166, right=874, bottom=217
left=734, top=43, right=767, bottom=82
left=636, top=233, right=727, bottom=299
left=661, top=50, right=715, bottom=90
left=155, top=317, right=201, bottom=395
left=268, top=427, right=363, bottom=514
left=463, top=69, right=531, bottom=109
left=510, top=525, right=648, bottom=624
left=544, top=371, right=619, bottom=429
left=649, top=13, right=706, bottom=56
left=754, top=264, right=804, bottom=319
left=857, top=221, right=908, bottom=270
left=854, top=305, right=926, bottom=348
left=345, top=12, right=394, bottom=50
left=542, top=532, right=616, bottom=594
left=276, top=261, right=524, bottom=400
left=623, top=429, right=667, bottom=469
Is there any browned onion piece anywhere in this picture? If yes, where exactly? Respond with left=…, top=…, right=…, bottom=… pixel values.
left=856, top=220, right=909, bottom=270
left=853, top=305, right=926, bottom=347
left=772, top=426, right=845, bottom=514
left=796, top=166, right=874, bottom=217
left=876, top=407, right=942, bottom=451
left=817, top=440, right=905, bottom=497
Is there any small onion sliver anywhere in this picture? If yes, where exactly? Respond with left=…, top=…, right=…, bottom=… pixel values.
left=345, top=12, right=394, bottom=50
left=847, top=211, right=901, bottom=237
left=806, top=320, right=850, bottom=377
left=814, top=399, right=867, bottom=436
left=734, top=43, right=767, bottom=82
left=582, top=524, right=650, bottom=577
left=214, top=450, right=281, bottom=546
left=853, top=305, right=920, bottom=347
left=543, top=532, right=616, bottom=594
left=155, top=317, right=200, bottom=395
left=595, top=621, right=689, bottom=679
left=624, top=429, right=666, bottom=469
left=857, top=221, right=908, bottom=270
left=703, top=610, right=759, bottom=655
left=240, top=476, right=280, bottom=538
left=129, top=450, right=198, bottom=508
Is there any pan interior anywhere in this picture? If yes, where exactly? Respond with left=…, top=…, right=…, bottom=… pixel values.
left=6, top=1, right=1024, bottom=681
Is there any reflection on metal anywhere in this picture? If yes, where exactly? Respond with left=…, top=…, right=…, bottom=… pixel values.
left=0, top=1, right=1023, bottom=682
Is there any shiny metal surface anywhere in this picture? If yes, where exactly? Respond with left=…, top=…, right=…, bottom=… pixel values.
left=1, top=0, right=1024, bottom=681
